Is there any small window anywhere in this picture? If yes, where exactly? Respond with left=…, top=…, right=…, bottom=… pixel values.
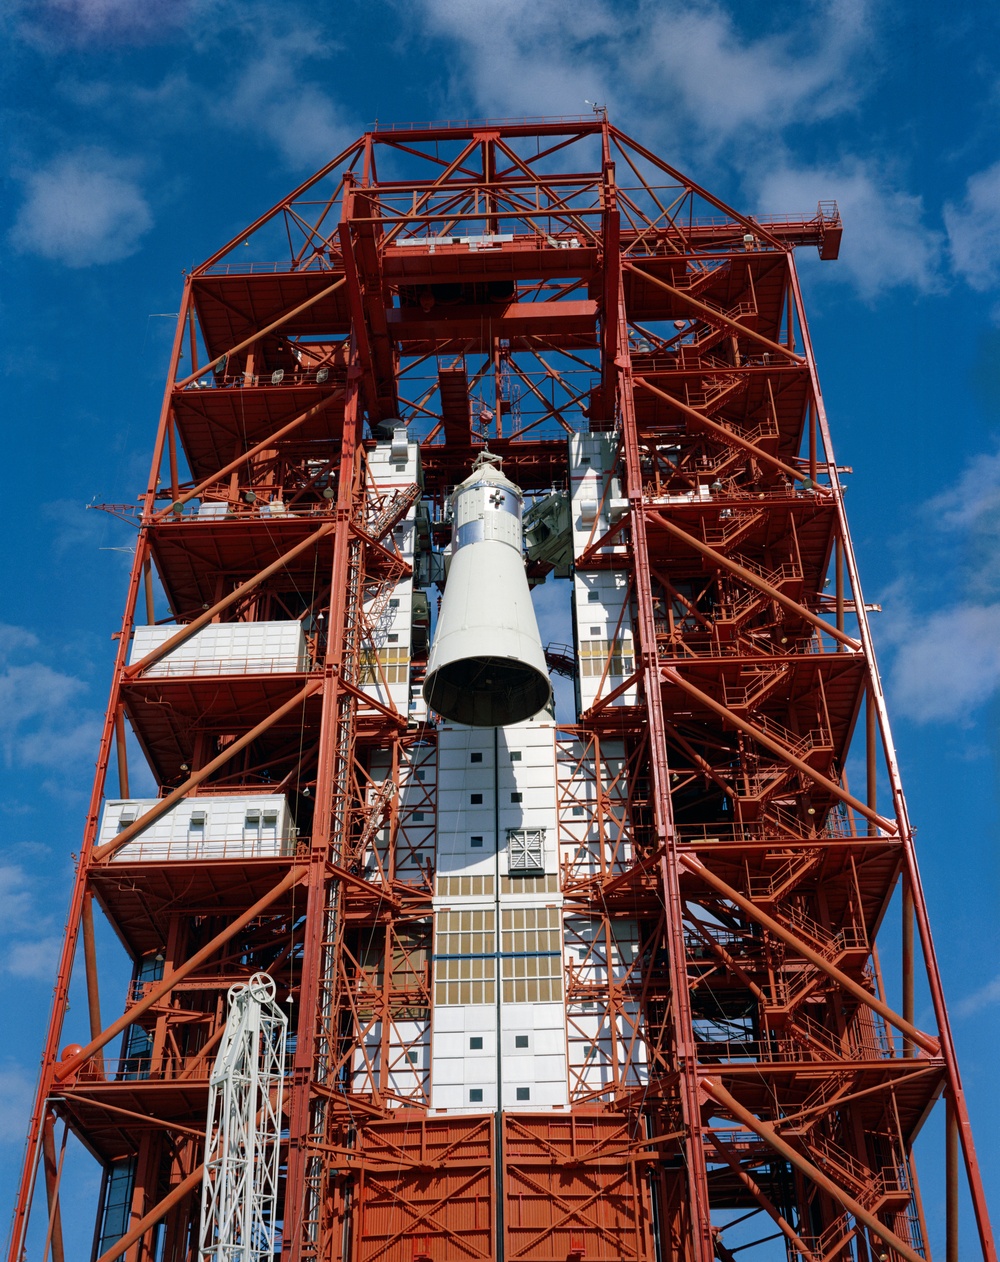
left=190, top=811, right=207, bottom=827
left=471, top=793, right=483, bottom=805
left=389, top=598, right=400, bottom=608
left=469, top=1088, right=484, bottom=1103
left=516, top=1087, right=530, bottom=1101
left=581, top=457, right=591, bottom=465
left=589, top=625, right=601, bottom=635
left=412, top=812, right=425, bottom=822
left=509, top=751, right=522, bottom=762
left=514, top=1035, right=529, bottom=1049
left=470, top=836, right=484, bottom=848
left=587, top=590, right=600, bottom=602
left=583, top=1043, right=594, bottom=1058
left=510, top=792, right=522, bottom=803
left=415, top=769, right=425, bottom=781
left=406, top=1050, right=419, bottom=1064
left=387, top=632, right=398, bottom=643
left=572, top=806, right=584, bottom=816
left=117, top=810, right=137, bottom=832
left=470, top=751, right=483, bottom=763
left=469, top=1037, right=483, bottom=1050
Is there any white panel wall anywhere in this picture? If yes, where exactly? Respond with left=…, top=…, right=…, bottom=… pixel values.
left=500, top=1001, right=568, bottom=1110
left=130, top=621, right=308, bottom=676
left=435, top=726, right=497, bottom=885
left=364, top=433, right=421, bottom=718
left=430, top=720, right=568, bottom=1114
left=100, top=795, right=295, bottom=862
left=569, top=433, right=636, bottom=710
left=563, top=916, right=648, bottom=1091
left=351, top=1016, right=430, bottom=1104
left=429, top=1003, right=499, bottom=1112
left=557, top=737, right=632, bottom=880
left=497, top=722, right=558, bottom=877
left=368, top=742, right=437, bottom=883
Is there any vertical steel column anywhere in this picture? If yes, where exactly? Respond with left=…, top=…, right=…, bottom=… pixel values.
left=284, top=342, right=364, bottom=1262
left=787, top=253, right=998, bottom=1261
left=615, top=270, right=715, bottom=1262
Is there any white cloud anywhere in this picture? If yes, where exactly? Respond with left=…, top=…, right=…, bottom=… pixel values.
left=4, top=937, right=62, bottom=982
left=219, top=71, right=356, bottom=171
left=753, top=158, right=944, bottom=298
left=0, top=865, right=38, bottom=930
left=414, top=0, right=871, bottom=145
left=926, top=444, right=1000, bottom=531
left=0, top=663, right=86, bottom=732
left=944, top=160, right=1000, bottom=292
left=8, top=148, right=153, bottom=267
left=42, top=499, right=112, bottom=558
left=0, top=1063, right=35, bottom=1144
left=18, top=718, right=103, bottom=770
left=0, top=864, right=61, bottom=984
left=0, top=631, right=99, bottom=773
left=955, top=973, right=1000, bottom=1019
left=414, top=0, right=615, bottom=120
left=0, top=626, right=40, bottom=660
left=197, top=20, right=356, bottom=171
left=627, top=0, right=869, bottom=142
left=14, top=0, right=190, bottom=46
left=60, top=17, right=358, bottom=172
left=918, top=440, right=1000, bottom=598
left=880, top=438, right=1000, bottom=722
left=886, top=602, right=1000, bottom=723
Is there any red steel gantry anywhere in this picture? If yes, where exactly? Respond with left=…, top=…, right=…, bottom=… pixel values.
left=8, top=116, right=996, bottom=1262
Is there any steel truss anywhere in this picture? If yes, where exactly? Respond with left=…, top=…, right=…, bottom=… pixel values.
left=8, top=116, right=995, bottom=1262
left=199, top=973, right=287, bottom=1262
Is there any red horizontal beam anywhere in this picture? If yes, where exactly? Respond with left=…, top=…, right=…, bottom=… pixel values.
left=386, top=299, right=597, bottom=342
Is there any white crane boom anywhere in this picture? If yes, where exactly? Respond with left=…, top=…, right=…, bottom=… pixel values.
left=198, top=972, right=287, bottom=1262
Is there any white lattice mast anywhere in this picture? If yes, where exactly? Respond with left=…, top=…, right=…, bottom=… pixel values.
left=199, top=973, right=288, bottom=1262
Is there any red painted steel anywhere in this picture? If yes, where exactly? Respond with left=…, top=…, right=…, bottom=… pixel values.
left=7, top=116, right=995, bottom=1262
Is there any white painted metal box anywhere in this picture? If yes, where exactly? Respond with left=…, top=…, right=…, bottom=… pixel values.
left=129, top=621, right=309, bottom=677
left=99, top=794, right=296, bottom=862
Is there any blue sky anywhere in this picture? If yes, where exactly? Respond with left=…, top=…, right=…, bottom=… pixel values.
left=1, top=0, right=999, bottom=1249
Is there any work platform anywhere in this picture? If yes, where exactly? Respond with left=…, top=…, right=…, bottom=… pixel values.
left=9, top=117, right=995, bottom=1262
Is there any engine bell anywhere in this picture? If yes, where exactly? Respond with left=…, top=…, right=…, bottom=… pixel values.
left=423, top=452, right=553, bottom=727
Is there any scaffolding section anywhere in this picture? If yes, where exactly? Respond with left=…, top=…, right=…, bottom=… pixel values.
left=198, top=973, right=287, bottom=1262
left=7, top=116, right=996, bottom=1262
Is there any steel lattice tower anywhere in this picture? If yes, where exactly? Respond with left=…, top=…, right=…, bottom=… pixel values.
left=8, top=117, right=996, bottom=1262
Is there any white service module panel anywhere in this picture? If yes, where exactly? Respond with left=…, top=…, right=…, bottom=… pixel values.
left=497, top=723, right=558, bottom=878
left=367, top=742, right=436, bottom=884
left=352, top=1014, right=430, bottom=1106
left=430, top=721, right=568, bottom=1115
left=129, top=621, right=309, bottom=677
left=563, top=915, right=648, bottom=1093
left=557, top=736, right=632, bottom=882
left=500, top=1002, right=568, bottom=1110
left=361, top=431, right=420, bottom=717
left=570, top=433, right=637, bottom=710
left=100, top=795, right=295, bottom=862
left=430, top=1004, right=499, bottom=1112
